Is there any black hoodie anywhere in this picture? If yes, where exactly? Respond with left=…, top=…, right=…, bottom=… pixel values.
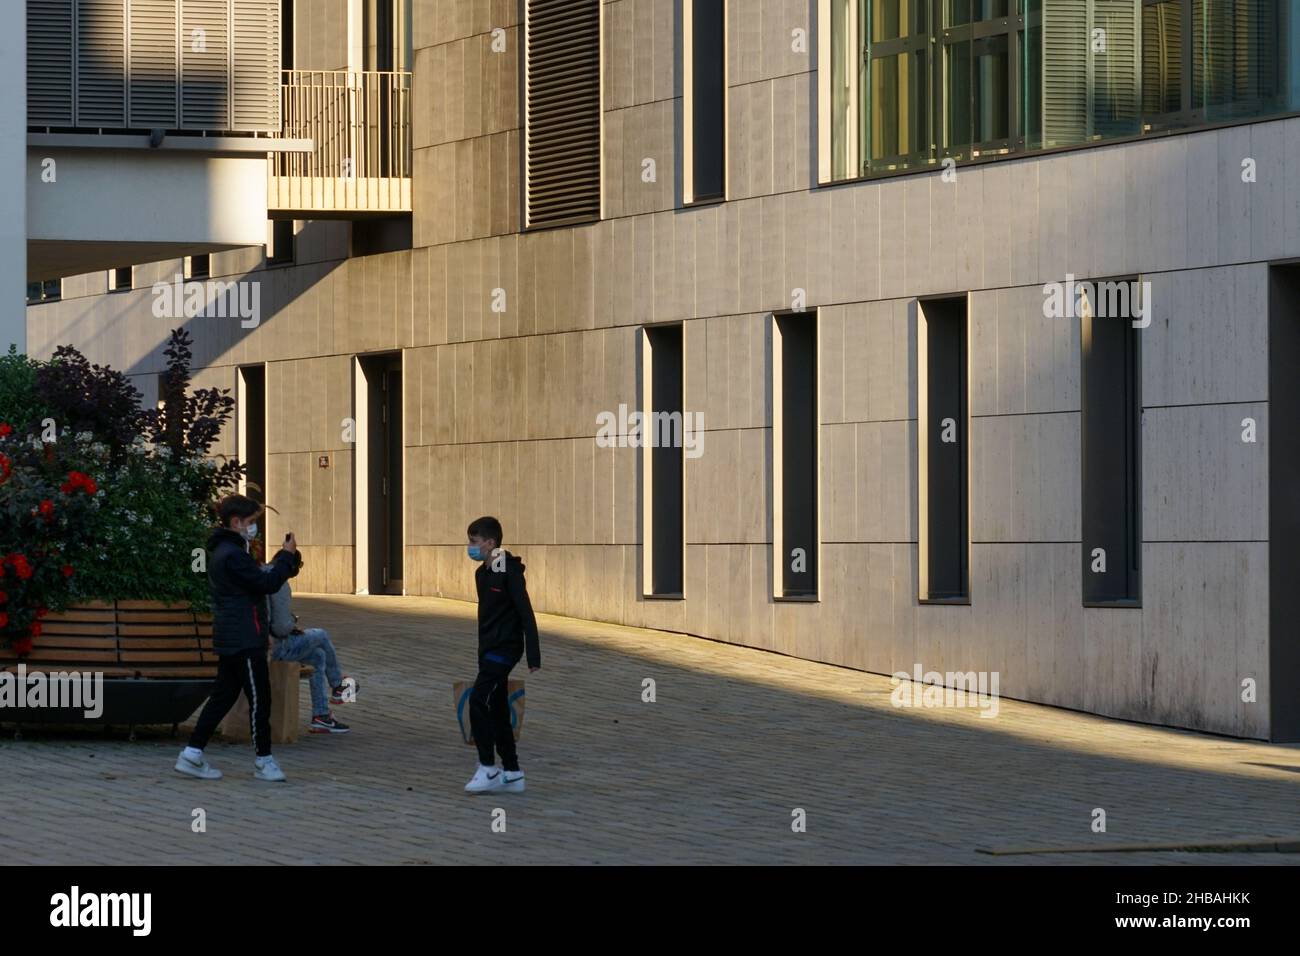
left=206, top=528, right=298, bottom=656
left=475, top=551, right=541, bottom=669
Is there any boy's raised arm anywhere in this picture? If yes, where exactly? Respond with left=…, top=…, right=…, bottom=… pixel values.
left=225, top=546, right=298, bottom=595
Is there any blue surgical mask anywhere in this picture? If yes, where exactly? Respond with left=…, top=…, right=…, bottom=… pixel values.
left=467, top=544, right=483, bottom=561
left=242, top=523, right=258, bottom=542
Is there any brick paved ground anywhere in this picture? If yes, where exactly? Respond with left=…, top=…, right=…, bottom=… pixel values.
left=1, top=593, right=1298, bottom=864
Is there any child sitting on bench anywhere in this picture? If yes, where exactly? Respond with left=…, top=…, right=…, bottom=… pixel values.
left=267, top=551, right=358, bottom=734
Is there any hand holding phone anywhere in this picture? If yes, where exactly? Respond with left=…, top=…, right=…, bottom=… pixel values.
left=283, top=532, right=298, bottom=554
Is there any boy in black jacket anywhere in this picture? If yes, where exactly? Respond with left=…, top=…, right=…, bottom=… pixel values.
left=464, top=516, right=540, bottom=794
left=174, top=494, right=299, bottom=782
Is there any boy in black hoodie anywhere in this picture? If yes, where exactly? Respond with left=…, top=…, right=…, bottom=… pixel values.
left=464, top=516, right=540, bottom=794
left=174, top=494, right=299, bottom=782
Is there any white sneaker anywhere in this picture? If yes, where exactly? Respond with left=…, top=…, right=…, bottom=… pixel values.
left=174, top=750, right=222, bottom=780
left=501, top=770, right=525, bottom=793
left=253, top=756, right=287, bottom=782
left=465, top=765, right=504, bottom=793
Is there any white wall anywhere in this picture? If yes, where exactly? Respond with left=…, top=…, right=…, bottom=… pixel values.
left=27, top=150, right=269, bottom=254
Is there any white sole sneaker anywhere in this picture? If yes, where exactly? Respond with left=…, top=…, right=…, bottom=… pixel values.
left=501, top=775, right=525, bottom=793
left=465, top=771, right=505, bottom=793
left=174, top=755, right=222, bottom=780
left=253, top=766, right=286, bottom=782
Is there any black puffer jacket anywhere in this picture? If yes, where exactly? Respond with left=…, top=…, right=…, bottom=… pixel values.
left=207, top=528, right=298, bottom=656
left=475, top=551, right=541, bottom=669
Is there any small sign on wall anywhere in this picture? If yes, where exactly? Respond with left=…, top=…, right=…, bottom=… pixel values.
left=318, top=455, right=330, bottom=469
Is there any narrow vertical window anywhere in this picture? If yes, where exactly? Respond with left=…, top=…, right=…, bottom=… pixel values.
left=819, top=0, right=863, bottom=182
left=268, top=219, right=295, bottom=265
left=773, top=312, right=819, bottom=599
left=684, top=0, right=726, bottom=203
left=642, top=326, right=685, bottom=597
left=237, top=365, right=267, bottom=548
left=524, top=0, right=602, bottom=228
left=1080, top=277, right=1142, bottom=605
left=917, top=295, right=969, bottom=602
left=1269, top=264, right=1300, bottom=739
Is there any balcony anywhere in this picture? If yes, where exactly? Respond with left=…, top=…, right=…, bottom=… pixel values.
left=269, top=70, right=412, bottom=218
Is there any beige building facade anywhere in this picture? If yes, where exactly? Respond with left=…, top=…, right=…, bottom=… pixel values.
left=24, top=0, right=1300, bottom=741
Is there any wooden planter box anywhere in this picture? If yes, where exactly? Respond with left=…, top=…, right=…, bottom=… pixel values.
left=0, top=601, right=216, bottom=730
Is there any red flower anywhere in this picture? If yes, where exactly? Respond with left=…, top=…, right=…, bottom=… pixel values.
left=12, top=635, right=31, bottom=655
left=5, top=554, right=32, bottom=581
left=0, top=422, right=11, bottom=437
left=36, top=499, right=55, bottom=524
left=60, top=470, right=98, bottom=496
left=0, top=590, right=7, bottom=604
left=35, top=607, right=48, bottom=620
left=0, top=452, right=10, bottom=485
left=29, top=622, right=42, bottom=638
left=0, top=612, right=9, bottom=630
left=61, top=564, right=75, bottom=578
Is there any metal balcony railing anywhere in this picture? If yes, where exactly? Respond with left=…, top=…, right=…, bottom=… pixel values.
left=269, top=70, right=412, bottom=216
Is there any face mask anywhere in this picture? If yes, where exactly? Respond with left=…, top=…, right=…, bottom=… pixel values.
left=241, top=523, right=258, bottom=542
left=467, top=544, right=483, bottom=561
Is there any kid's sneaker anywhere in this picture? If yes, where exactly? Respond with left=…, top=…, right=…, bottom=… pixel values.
left=254, top=755, right=287, bottom=782
left=501, top=769, right=525, bottom=793
left=465, top=764, right=504, bottom=793
left=310, top=713, right=351, bottom=734
left=174, top=750, right=222, bottom=780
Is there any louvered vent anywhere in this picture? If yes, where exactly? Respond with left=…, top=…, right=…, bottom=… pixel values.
left=129, top=0, right=178, bottom=126
left=1142, top=0, right=1182, bottom=115
left=1091, top=0, right=1139, bottom=138
left=525, top=0, right=602, bottom=229
left=28, top=0, right=75, bottom=126
left=180, top=0, right=230, bottom=129
left=27, top=1, right=280, bottom=133
left=1041, top=0, right=1088, bottom=146
left=77, top=0, right=126, bottom=127
left=1042, top=0, right=1139, bottom=145
left=231, top=0, right=279, bottom=130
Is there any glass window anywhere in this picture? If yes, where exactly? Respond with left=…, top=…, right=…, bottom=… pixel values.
left=1195, top=0, right=1284, bottom=120
left=870, top=49, right=929, bottom=166
left=830, top=0, right=855, bottom=179
left=1020, top=2, right=1042, bottom=146
left=830, top=1, right=1297, bottom=184
left=973, top=35, right=1010, bottom=144
left=871, top=0, right=927, bottom=42
left=947, top=0, right=1009, bottom=26
left=1142, top=1, right=1184, bottom=119
left=688, top=0, right=726, bottom=201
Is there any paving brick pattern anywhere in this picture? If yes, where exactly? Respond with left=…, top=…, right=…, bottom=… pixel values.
left=1, top=594, right=1298, bottom=865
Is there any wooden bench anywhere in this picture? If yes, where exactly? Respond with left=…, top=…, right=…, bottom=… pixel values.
left=0, top=601, right=217, bottom=738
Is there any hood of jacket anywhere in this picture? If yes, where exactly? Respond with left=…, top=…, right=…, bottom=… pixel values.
left=207, top=526, right=247, bottom=552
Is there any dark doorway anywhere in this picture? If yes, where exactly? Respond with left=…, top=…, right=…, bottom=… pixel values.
left=239, top=366, right=267, bottom=531
left=1269, top=264, right=1300, bottom=740
left=361, top=354, right=404, bottom=594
